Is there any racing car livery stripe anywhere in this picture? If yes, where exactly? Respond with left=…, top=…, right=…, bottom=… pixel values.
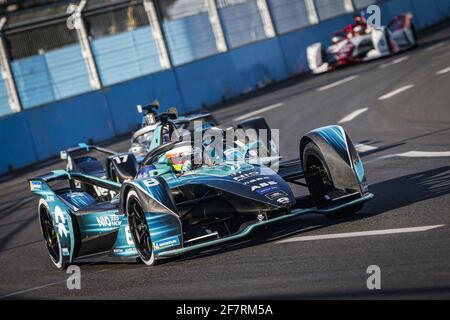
left=311, top=125, right=352, bottom=167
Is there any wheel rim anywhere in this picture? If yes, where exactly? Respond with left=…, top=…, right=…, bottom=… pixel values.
left=39, top=206, right=60, bottom=263
left=128, top=197, right=152, bottom=261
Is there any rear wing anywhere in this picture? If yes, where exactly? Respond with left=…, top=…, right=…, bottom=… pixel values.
left=60, top=143, right=116, bottom=161
left=28, top=170, right=121, bottom=196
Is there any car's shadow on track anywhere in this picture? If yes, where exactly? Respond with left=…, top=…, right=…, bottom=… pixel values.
left=166, top=165, right=450, bottom=265
left=358, top=127, right=450, bottom=157
left=417, top=29, right=450, bottom=49
left=362, top=165, right=450, bottom=218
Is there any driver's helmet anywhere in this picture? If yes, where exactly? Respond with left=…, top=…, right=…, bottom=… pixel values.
left=332, top=35, right=343, bottom=43
left=166, top=145, right=193, bottom=173
left=353, top=13, right=363, bottom=24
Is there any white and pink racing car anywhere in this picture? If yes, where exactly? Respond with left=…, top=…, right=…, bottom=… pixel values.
left=307, top=13, right=417, bottom=74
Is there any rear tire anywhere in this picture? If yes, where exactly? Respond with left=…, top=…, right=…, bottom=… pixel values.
left=302, top=142, right=362, bottom=219
left=384, top=28, right=393, bottom=54
left=409, top=23, right=418, bottom=47
left=126, top=190, right=157, bottom=266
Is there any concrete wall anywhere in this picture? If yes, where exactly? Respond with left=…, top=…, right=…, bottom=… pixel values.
left=1, top=0, right=450, bottom=174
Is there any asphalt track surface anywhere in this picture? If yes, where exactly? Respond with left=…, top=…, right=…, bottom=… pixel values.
left=1, top=22, right=450, bottom=300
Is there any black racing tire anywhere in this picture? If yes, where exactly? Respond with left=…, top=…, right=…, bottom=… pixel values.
left=126, top=190, right=157, bottom=266
left=319, top=43, right=329, bottom=65
left=384, top=27, right=393, bottom=54
left=38, top=200, right=66, bottom=270
left=302, top=142, right=362, bottom=219
left=302, top=142, right=333, bottom=206
left=409, top=23, right=418, bottom=47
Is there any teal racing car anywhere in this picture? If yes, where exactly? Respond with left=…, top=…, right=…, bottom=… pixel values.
left=29, top=109, right=372, bottom=269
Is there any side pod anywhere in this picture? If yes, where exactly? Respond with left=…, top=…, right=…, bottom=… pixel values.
left=300, top=125, right=368, bottom=196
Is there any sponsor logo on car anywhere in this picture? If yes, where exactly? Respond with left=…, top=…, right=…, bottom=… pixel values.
left=242, top=176, right=270, bottom=186
left=265, top=190, right=288, bottom=200
left=251, top=181, right=278, bottom=192
left=96, top=214, right=121, bottom=227
left=232, top=171, right=259, bottom=182
left=153, top=235, right=180, bottom=250
left=30, top=181, right=42, bottom=191
left=55, top=206, right=68, bottom=238
left=276, top=197, right=290, bottom=204
left=143, top=178, right=160, bottom=187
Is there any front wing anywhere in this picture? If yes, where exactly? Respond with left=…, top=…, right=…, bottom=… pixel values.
left=156, top=192, right=373, bottom=258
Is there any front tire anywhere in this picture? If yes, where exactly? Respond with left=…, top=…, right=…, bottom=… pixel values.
left=126, top=190, right=157, bottom=266
left=302, top=142, right=333, bottom=207
left=302, top=142, right=362, bottom=219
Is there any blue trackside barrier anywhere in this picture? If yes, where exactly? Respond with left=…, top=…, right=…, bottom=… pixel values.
left=0, top=112, right=39, bottom=173
left=24, top=91, right=116, bottom=161
left=1, top=0, right=450, bottom=175
left=11, top=43, right=92, bottom=110
left=175, top=37, right=288, bottom=113
left=0, top=69, right=184, bottom=173
left=175, top=53, right=240, bottom=114
left=229, top=37, right=289, bottom=92
left=279, top=14, right=354, bottom=76
left=91, top=26, right=163, bottom=86
left=104, top=70, right=185, bottom=135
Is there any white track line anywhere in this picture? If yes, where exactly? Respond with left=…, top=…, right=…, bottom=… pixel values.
left=436, top=67, right=450, bottom=75
left=426, top=41, right=447, bottom=52
left=355, top=143, right=378, bottom=153
left=378, top=84, right=415, bottom=100
left=0, top=268, right=110, bottom=299
left=338, top=107, right=368, bottom=123
left=366, top=150, right=450, bottom=164
left=277, top=225, right=444, bottom=243
left=233, top=103, right=283, bottom=122
left=317, top=75, right=359, bottom=92
left=381, top=150, right=450, bottom=159
left=379, top=56, right=410, bottom=69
